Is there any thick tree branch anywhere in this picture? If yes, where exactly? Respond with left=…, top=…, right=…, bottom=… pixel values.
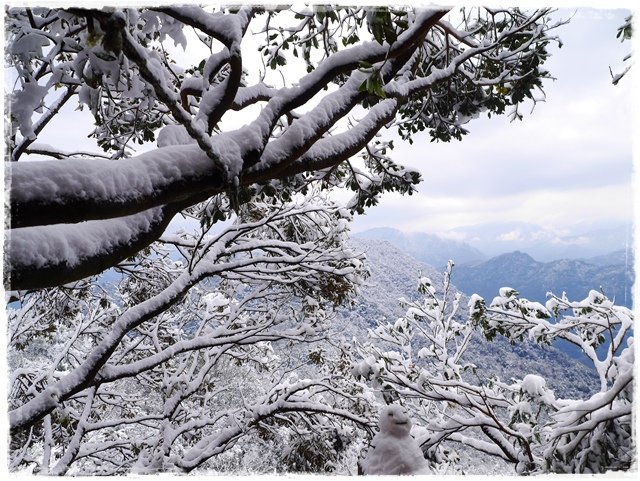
left=154, top=5, right=252, bottom=50
left=9, top=204, right=357, bottom=430
left=157, top=6, right=254, bottom=132
left=6, top=205, right=179, bottom=290
left=230, top=9, right=449, bottom=166
left=249, top=98, right=400, bottom=182
left=8, top=144, right=218, bottom=229
left=120, top=28, right=223, bottom=167
left=23, top=144, right=113, bottom=160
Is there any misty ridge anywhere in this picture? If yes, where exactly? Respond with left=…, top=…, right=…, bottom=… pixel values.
left=354, top=223, right=634, bottom=308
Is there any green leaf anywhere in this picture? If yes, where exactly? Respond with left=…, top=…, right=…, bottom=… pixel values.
left=384, top=25, right=397, bottom=45
left=372, top=24, right=385, bottom=44
left=372, top=81, right=386, bottom=98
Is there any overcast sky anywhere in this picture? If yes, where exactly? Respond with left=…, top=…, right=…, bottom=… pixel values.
left=14, top=4, right=636, bottom=239
left=347, top=6, right=635, bottom=236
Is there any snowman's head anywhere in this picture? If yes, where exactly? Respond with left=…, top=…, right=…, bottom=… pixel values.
left=378, top=404, right=412, bottom=438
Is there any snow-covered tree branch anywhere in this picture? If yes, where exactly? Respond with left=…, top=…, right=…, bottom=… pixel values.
left=12, top=5, right=621, bottom=476
left=8, top=193, right=375, bottom=474
left=5, top=5, right=560, bottom=290
left=355, top=265, right=634, bottom=474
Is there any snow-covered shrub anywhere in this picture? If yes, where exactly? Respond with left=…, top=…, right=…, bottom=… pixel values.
left=356, top=263, right=635, bottom=474
left=7, top=194, right=373, bottom=475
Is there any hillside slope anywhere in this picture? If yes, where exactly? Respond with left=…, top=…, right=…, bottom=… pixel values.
left=334, top=239, right=600, bottom=399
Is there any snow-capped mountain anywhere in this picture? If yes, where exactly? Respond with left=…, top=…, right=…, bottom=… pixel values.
left=335, top=238, right=600, bottom=399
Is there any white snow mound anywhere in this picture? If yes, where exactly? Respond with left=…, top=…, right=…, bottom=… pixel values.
left=361, top=404, right=430, bottom=475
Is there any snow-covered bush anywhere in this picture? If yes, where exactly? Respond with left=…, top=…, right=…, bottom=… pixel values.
left=355, top=263, right=635, bottom=474
left=7, top=194, right=375, bottom=474
left=471, top=288, right=635, bottom=472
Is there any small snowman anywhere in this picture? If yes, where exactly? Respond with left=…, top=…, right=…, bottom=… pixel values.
left=361, top=404, right=430, bottom=475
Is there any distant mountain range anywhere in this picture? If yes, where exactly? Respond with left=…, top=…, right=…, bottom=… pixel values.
left=354, top=227, right=634, bottom=308
left=355, top=222, right=633, bottom=265
left=448, top=221, right=633, bottom=261
left=585, top=249, right=633, bottom=267
left=455, top=250, right=634, bottom=308
left=354, top=227, right=485, bottom=270
left=336, top=238, right=600, bottom=400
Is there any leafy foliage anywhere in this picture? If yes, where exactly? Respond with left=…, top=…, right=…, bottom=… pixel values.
left=611, top=14, right=633, bottom=85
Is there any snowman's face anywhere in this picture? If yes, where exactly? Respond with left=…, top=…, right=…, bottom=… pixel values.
left=379, top=405, right=412, bottom=438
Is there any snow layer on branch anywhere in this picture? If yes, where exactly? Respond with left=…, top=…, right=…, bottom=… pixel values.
left=520, top=374, right=555, bottom=404
left=168, top=6, right=242, bottom=47
left=233, top=83, right=277, bottom=107
left=10, top=138, right=243, bottom=209
left=11, top=82, right=48, bottom=140
left=8, top=207, right=164, bottom=269
left=180, top=74, right=204, bottom=94
left=157, top=124, right=197, bottom=147
left=259, top=75, right=365, bottom=166
left=10, top=32, right=50, bottom=56
left=298, top=99, right=398, bottom=165
left=200, top=292, right=229, bottom=312
left=26, top=142, right=110, bottom=159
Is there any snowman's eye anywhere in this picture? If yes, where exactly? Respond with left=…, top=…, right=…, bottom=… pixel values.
left=387, top=412, right=393, bottom=416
